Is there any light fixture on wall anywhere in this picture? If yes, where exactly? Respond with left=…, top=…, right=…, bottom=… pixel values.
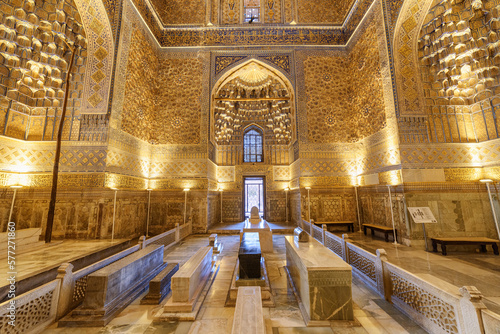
left=110, top=188, right=119, bottom=242
left=480, top=179, right=500, bottom=240
left=284, top=188, right=289, bottom=223
left=219, top=187, right=223, bottom=224
left=305, top=187, right=311, bottom=223
left=146, top=189, right=152, bottom=237
left=7, top=185, right=22, bottom=224
left=183, top=188, right=190, bottom=225
left=387, top=185, right=398, bottom=245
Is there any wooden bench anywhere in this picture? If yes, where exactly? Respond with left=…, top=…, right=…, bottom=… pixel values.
left=231, top=286, right=265, bottom=334
left=363, top=224, right=397, bottom=242
left=141, top=262, right=179, bottom=304
left=315, top=221, right=355, bottom=232
left=431, top=237, right=499, bottom=256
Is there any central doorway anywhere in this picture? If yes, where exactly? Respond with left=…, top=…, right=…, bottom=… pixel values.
left=244, top=176, right=265, bottom=219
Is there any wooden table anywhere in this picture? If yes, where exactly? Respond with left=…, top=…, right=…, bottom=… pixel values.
left=431, top=237, right=499, bottom=256
left=315, top=221, right=355, bottom=232
left=363, top=224, right=397, bottom=242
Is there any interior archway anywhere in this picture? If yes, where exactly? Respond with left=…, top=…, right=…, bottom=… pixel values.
left=211, top=60, right=295, bottom=165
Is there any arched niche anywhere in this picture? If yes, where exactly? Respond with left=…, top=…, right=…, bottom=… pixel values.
left=211, top=59, right=296, bottom=165
left=394, top=0, right=500, bottom=143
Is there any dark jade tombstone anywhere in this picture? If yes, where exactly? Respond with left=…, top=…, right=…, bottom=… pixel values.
left=238, top=232, right=261, bottom=279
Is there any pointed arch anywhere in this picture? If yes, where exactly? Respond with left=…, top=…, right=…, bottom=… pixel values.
left=392, top=0, right=436, bottom=117
left=73, top=0, right=114, bottom=113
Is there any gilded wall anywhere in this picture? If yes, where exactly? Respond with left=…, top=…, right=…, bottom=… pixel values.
left=151, top=58, right=203, bottom=145
left=121, top=31, right=204, bottom=144
left=121, top=28, right=156, bottom=143
left=297, top=0, right=355, bottom=24
left=149, top=0, right=206, bottom=25
left=303, top=19, right=386, bottom=144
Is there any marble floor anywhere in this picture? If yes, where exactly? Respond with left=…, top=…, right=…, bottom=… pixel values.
left=345, top=230, right=500, bottom=313
left=0, top=239, right=128, bottom=283
left=44, top=235, right=427, bottom=334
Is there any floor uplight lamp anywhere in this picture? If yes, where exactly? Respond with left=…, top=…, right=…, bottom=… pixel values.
left=219, top=187, right=223, bottom=224
left=8, top=185, right=22, bottom=223
left=387, top=185, right=398, bottom=245
left=305, top=187, right=311, bottom=222
left=183, top=188, right=190, bottom=224
left=285, top=188, right=289, bottom=223
left=481, top=179, right=500, bottom=240
left=146, top=189, right=152, bottom=237
left=354, top=185, right=362, bottom=232
left=111, top=188, right=118, bottom=242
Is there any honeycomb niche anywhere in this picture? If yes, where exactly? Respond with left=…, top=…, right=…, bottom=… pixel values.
left=419, top=0, right=500, bottom=142
left=0, top=0, right=87, bottom=141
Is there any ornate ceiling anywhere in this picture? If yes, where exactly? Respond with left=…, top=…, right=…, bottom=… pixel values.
left=130, top=0, right=376, bottom=47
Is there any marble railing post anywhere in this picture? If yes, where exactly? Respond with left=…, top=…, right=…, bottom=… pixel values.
left=375, top=249, right=390, bottom=301
left=322, top=224, right=327, bottom=245
left=138, top=235, right=147, bottom=249
left=56, top=263, right=75, bottom=320
left=175, top=223, right=180, bottom=242
left=341, top=234, right=349, bottom=262
left=310, top=219, right=314, bottom=236
left=459, top=286, right=486, bottom=334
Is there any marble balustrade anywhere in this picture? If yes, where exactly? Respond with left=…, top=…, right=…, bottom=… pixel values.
left=301, top=219, right=492, bottom=334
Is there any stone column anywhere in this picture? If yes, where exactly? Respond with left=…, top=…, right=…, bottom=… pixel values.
left=56, top=263, right=75, bottom=320
left=459, top=286, right=486, bottom=334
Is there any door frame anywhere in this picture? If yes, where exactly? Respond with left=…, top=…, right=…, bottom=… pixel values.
left=242, top=175, right=266, bottom=220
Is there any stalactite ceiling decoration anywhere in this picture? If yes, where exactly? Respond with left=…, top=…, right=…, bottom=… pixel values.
left=213, top=62, right=292, bottom=145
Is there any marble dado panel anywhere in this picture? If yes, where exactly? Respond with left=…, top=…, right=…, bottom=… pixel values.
left=404, top=192, right=497, bottom=240
left=400, top=139, right=500, bottom=168
left=358, top=190, right=408, bottom=239
left=300, top=189, right=356, bottom=222
left=0, top=189, right=147, bottom=239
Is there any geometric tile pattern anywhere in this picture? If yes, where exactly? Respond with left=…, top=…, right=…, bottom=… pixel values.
left=0, top=137, right=107, bottom=173
left=75, top=0, right=114, bottom=112
left=273, top=166, right=290, bottom=181
left=217, top=166, right=235, bottom=183
left=400, top=139, right=500, bottom=167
